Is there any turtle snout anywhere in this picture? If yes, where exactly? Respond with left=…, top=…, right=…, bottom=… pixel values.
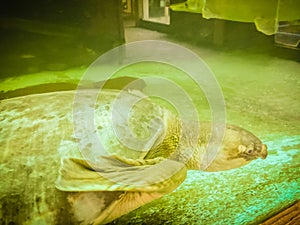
left=258, top=144, right=268, bottom=159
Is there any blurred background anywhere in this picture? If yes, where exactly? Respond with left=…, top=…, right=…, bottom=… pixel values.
left=0, top=0, right=299, bottom=79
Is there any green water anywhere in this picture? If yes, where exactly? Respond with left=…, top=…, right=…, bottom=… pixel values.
left=0, top=40, right=299, bottom=224
left=109, top=48, right=300, bottom=224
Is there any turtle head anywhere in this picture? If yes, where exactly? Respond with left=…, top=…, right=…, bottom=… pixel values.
left=203, top=125, right=268, bottom=172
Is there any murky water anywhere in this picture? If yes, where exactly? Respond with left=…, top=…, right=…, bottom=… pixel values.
left=0, top=10, right=299, bottom=225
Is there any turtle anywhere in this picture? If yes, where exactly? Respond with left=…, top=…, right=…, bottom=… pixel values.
left=0, top=87, right=268, bottom=225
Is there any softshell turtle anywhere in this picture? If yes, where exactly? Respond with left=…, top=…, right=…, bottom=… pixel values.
left=0, top=88, right=267, bottom=225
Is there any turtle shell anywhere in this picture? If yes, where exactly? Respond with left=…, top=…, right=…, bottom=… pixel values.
left=77, top=89, right=167, bottom=160
left=0, top=89, right=186, bottom=225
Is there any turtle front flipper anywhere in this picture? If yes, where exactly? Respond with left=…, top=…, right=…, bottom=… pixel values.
left=56, top=156, right=187, bottom=224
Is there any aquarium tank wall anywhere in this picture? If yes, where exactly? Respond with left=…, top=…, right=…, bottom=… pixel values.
left=0, top=0, right=125, bottom=77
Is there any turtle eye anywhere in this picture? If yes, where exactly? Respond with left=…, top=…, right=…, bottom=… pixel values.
left=247, top=149, right=253, bottom=154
